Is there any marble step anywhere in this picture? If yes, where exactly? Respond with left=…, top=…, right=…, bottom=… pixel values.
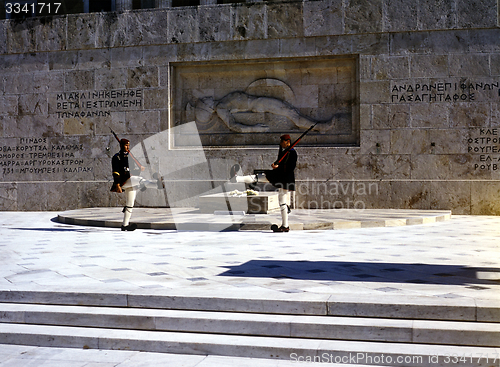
left=0, top=323, right=499, bottom=366
left=1, top=290, right=498, bottom=322
left=0, top=303, right=499, bottom=347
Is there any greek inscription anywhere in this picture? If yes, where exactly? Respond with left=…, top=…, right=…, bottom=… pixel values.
left=54, top=89, right=143, bottom=118
left=468, top=129, right=500, bottom=171
left=391, top=93, right=474, bottom=103
left=391, top=80, right=498, bottom=103
left=0, top=138, right=92, bottom=177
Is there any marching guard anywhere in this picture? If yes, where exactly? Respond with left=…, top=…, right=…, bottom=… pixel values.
left=232, top=134, right=297, bottom=232
left=110, top=137, right=161, bottom=231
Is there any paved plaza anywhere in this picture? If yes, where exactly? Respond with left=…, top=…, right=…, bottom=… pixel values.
left=0, top=210, right=499, bottom=366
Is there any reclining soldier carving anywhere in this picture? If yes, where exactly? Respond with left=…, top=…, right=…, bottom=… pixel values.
left=187, top=91, right=338, bottom=133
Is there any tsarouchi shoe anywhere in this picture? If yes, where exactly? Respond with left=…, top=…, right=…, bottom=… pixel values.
left=271, top=225, right=289, bottom=232
left=121, top=223, right=137, bottom=231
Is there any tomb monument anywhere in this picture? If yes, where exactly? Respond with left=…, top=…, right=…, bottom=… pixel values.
left=0, top=0, right=499, bottom=214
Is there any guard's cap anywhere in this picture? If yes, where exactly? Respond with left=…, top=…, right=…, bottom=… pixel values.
left=280, top=134, right=291, bottom=141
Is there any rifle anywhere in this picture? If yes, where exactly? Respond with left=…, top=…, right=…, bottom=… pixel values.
left=275, top=121, right=320, bottom=165
left=110, top=128, right=145, bottom=170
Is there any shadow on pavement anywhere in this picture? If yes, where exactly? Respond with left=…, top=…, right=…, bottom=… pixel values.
left=218, top=260, right=500, bottom=286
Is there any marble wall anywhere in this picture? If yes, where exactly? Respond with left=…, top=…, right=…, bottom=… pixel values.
left=1, top=0, right=500, bottom=214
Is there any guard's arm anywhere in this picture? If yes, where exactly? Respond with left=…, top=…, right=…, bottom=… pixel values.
left=110, top=155, right=123, bottom=193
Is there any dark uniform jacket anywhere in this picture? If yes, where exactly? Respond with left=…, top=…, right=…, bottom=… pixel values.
left=111, top=151, right=131, bottom=190
left=265, top=147, right=297, bottom=191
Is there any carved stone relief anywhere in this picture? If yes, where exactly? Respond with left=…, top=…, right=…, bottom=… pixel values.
left=171, top=57, right=359, bottom=147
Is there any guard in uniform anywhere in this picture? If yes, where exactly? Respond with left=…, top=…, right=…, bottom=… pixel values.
left=111, top=138, right=160, bottom=231
left=232, top=134, right=297, bottom=232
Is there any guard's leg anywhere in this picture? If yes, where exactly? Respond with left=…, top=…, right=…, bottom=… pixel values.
left=279, top=188, right=290, bottom=230
left=234, top=173, right=269, bottom=184
left=122, top=187, right=137, bottom=231
left=121, top=178, right=136, bottom=227
left=234, top=174, right=258, bottom=184
left=138, top=177, right=161, bottom=191
left=122, top=175, right=159, bottom=192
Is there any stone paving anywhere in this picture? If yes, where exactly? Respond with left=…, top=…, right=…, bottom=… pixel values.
left=0, top=344, right=347, bottom=367
left=0, top=211, right=499, bottom=366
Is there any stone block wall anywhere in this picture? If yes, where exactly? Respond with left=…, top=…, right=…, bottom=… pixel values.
left=1, top=0, right=500, bottom=214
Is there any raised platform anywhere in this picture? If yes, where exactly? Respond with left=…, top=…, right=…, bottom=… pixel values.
left=57, top=207, right=452, bottom=231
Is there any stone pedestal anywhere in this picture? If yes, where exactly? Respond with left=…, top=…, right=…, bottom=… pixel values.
left=198, top=192, right=290, bottom=214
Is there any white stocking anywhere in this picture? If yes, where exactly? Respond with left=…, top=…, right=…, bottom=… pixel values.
left=279, top=188, right=289, bottom=228
left=235, top=173, right=269, bottom=184
left=123, top=187, right=136, bottom=226
left=235, top=174, right=257, bottom=184
left=120, top=175, right=158, bottom=227
left=123, top=176, right=158, bottom=190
